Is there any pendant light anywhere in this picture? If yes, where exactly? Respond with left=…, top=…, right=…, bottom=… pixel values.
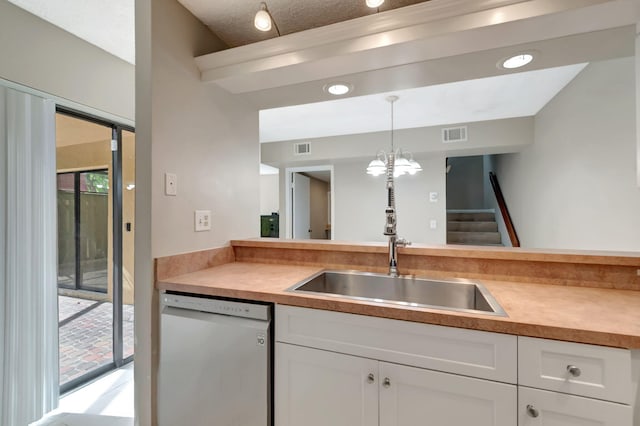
left=254, top=2, right=281, bottom=36
left=366, top=0, right=385, bottom=8
left=366, top=96, right=422, bottom=177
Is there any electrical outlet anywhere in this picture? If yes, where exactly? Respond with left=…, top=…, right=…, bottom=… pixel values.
left=165, top=173, right=177, bottom=196
left=195, top=210, right=211, bottom=232
left=429, top=192, right=438, bottom=202
left=429, top=219, right=437, bottom=229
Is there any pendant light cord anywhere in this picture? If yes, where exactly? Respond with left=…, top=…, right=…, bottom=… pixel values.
left=271, top=11, right=281, bottom=36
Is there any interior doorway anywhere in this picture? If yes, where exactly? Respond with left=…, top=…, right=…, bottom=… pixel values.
left=55, top=109, right=135, bottom=393
left=285, top=166, right=334, bottom=240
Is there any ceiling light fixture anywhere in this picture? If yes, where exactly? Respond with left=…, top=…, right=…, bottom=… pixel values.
left=366, top=0, right=385, bottom=8
left=324, top=83, right=352, bottom=96
left=366, top=95, right=422, bottom=178
left=500, top=53, right=534, bottom=69
left=254, top=2, right=281, bottom=36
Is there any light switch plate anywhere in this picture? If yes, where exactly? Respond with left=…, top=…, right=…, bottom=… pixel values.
left=195, top=210, right=211, bottom=232
left=429, top=192, right=438, bottom=202
left=165, top=173, right=177, bottom=196
left=429, top=219, right=437, bottom=229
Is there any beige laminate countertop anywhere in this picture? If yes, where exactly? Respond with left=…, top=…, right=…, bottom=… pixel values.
left=157, top=262, right=640, bottom=349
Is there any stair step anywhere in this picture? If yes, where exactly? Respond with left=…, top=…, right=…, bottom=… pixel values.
left=447, top=221, right=498, bottom=232
left=447, top=212, right=496, bottom=222
left=447, top=231, right=502, bottom=245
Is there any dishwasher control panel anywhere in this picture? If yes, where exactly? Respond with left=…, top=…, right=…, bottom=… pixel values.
left=162, top=293, right=271, bottom=321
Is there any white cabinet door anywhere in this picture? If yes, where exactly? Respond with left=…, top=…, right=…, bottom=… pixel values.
left=275, top=343, right=378, bottom=426
left=379, top=362, right=517, bottom=426
left=519, top=387, right=632, bottom=426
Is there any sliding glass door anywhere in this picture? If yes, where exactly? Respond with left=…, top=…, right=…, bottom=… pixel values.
left=56, top=109, right=134, bottom=393
left=57, top=170, right=110, bottom=293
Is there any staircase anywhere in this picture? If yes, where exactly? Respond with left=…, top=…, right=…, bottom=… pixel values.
left=447, top=210, right=502, bottom=246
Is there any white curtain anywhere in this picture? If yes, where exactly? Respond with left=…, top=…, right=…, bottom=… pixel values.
left=0, top=86, right=59, bottom=425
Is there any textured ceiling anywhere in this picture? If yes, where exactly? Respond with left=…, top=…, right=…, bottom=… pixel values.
left=6, top=0, right=134, bottom=64
left=177, top=0, right=431, bottom=48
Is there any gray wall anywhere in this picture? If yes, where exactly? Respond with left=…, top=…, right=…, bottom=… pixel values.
left=135, top=0, right=259, bottom=422
left=446, top=156, right=485, bottom=210
left=496, top=56, right=639, bottom=251
left=262, top=117, right=534, bottom=166
left=147, top=1, right=259, bottom=258
left=0, top=0, right=134, bottom=121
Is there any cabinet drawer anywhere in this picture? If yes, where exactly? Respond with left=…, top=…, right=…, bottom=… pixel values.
left=519, top=386, right=632, bottom=426
left=518, top=337, right=632, bottom=404
left=276, top=305, right=517, bottom=383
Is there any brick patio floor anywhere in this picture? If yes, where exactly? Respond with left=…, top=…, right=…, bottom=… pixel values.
left=59, top=295, right=134, bottom=386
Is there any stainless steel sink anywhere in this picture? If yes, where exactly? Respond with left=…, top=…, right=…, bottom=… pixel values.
left=287, top=270, right=507, bottom=316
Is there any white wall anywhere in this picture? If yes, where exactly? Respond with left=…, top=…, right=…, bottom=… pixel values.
left=333, top=153, right=446, bottom=244
left=496, top=56, right=639, bottom=251
left=0, top=0, right=134, bottom=121
left=260, top=174, right=279, bottom=215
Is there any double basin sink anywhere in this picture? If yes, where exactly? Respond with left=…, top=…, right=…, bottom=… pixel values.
left=287, top=270, right=506, bottom=316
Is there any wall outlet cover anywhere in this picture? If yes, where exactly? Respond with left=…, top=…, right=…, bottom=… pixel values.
left=165, top=173, right=177, bottom=196
left=195, top=210, right=211, bottom=232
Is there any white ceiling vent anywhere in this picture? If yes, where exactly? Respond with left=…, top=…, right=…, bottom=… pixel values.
left=442, top=126, right=468, bottom=143
left=294, top=142, right=311, bottom=155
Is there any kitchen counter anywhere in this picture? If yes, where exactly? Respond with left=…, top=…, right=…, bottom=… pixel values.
left=157, top=261, right=640, bottom=349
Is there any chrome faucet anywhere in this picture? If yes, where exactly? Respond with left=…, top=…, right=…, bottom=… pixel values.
left=367, top=95, right=417, bottom=277
left=383, top=152, right=411, bottom=277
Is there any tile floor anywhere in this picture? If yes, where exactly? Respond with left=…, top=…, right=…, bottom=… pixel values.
left=59, top=295, right=135, bottom=384
left=32, top=363, right=134, bottom=426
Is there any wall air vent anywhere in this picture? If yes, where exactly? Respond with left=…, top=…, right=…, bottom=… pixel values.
left=442, top=126, right=468, bottom=143
left=294, top=142, right=311, bottom=155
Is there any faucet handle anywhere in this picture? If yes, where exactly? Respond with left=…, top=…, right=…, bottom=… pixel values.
left=396, top=238, right=411, bottom=247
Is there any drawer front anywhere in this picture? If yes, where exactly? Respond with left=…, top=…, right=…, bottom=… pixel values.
left=518, top=337, right=631, bottom=404
left=276, top=305, right=517, bottom=383
left=519, top=386, right=632, bottom=426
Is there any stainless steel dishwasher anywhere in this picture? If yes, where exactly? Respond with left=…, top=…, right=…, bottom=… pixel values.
left=158, top=292, right=272, bottom=426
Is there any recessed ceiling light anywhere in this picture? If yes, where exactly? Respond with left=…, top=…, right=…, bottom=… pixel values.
left=366, top=0, right=385, bottom=8
left=500, top=53, right=534, bottom=69
left=324, top=83, right=352, bottom=96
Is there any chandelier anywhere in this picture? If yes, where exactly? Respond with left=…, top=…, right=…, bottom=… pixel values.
left=366, top=96, right=422, bottom=177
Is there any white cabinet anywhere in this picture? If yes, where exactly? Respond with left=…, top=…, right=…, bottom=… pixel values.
left=275, top=306, right=517, bottom=426
left=518, top=337, right=637, bottom=426
left=518, top=387, right=632, bottom=426
left=274, top=305, right=639, bottom=426
left=276, top=305, right=517, bottom=383
left=276, top=342, right=516, bottom=426
left=379, top=362, right=516, bottom=426
left=275, top=343, right=378, bottom=426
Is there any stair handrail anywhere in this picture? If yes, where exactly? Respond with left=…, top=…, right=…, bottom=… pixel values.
left=488, top=171, right=520, bottom=247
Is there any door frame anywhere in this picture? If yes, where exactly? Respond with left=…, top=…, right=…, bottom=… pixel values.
left=56, top=106, right=135, bottom=394
left=284, top=165, right=334, bottom=240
